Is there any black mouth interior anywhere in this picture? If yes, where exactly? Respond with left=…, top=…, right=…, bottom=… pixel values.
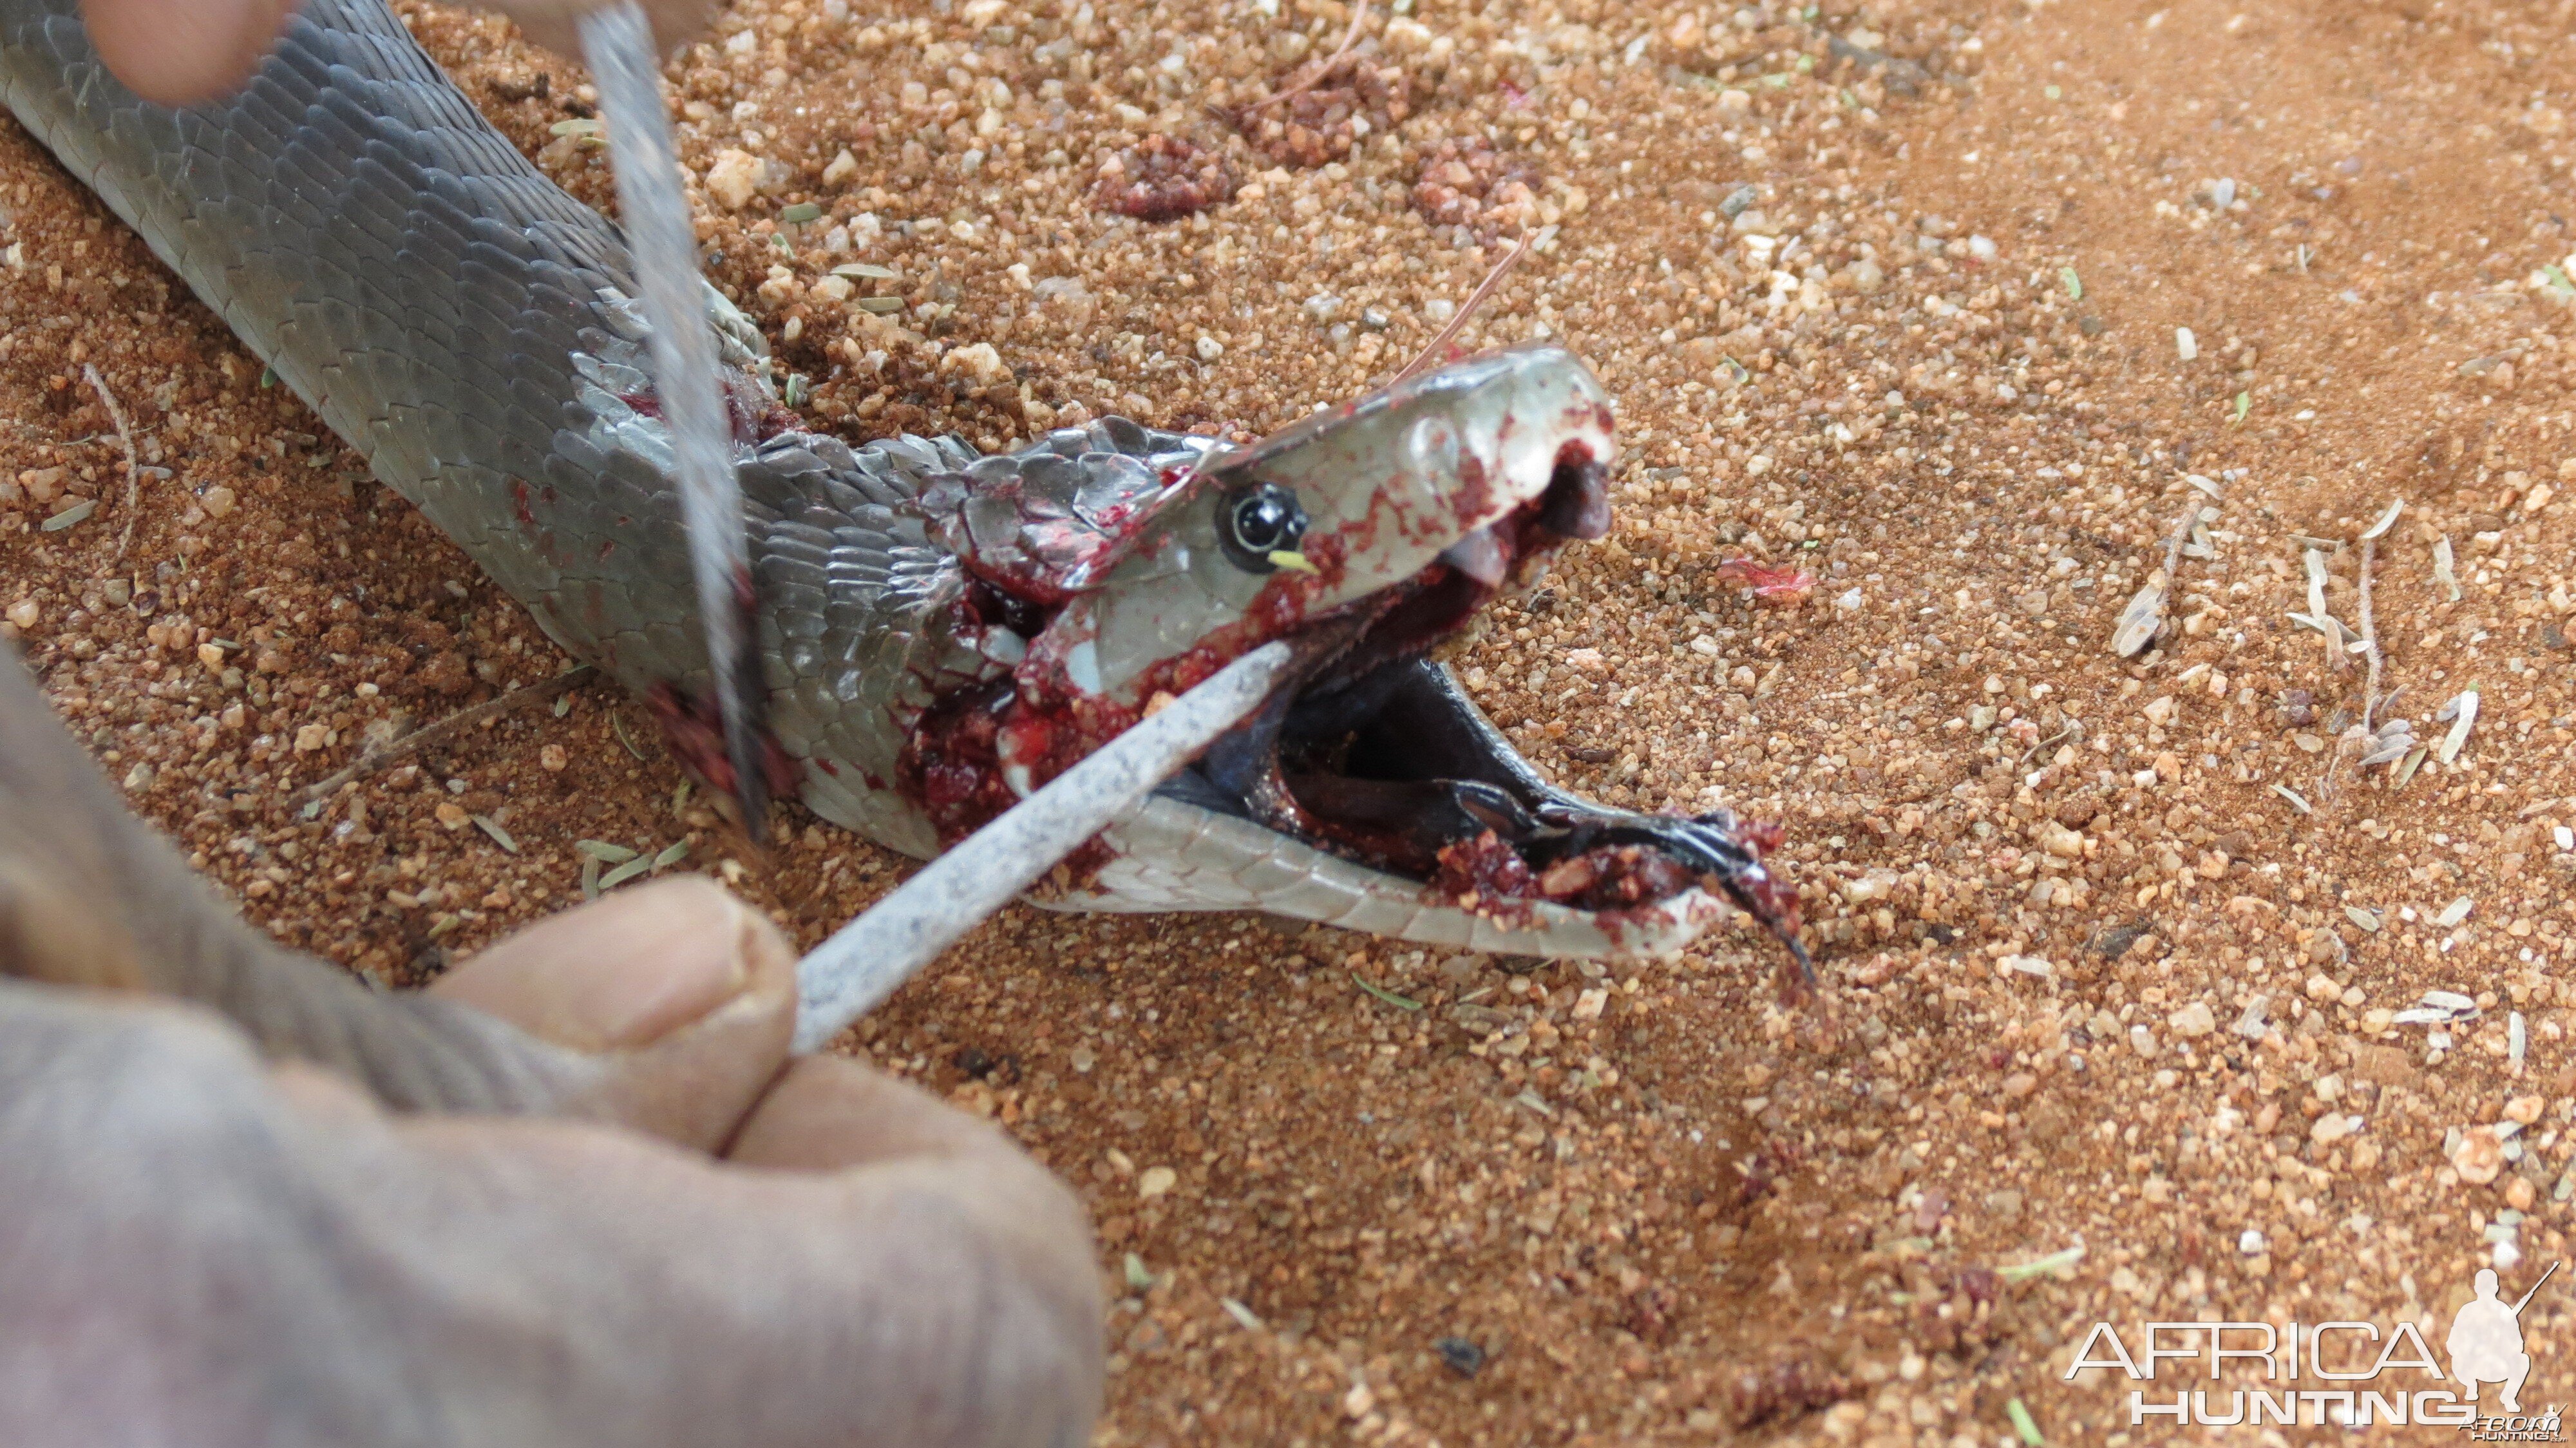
left=1162, top=448, right=1801, bottom=933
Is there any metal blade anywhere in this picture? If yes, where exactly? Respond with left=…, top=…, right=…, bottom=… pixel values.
left=791, top=642, right=1293, bottom=1054
left=579, top=3, right=773, bottom=843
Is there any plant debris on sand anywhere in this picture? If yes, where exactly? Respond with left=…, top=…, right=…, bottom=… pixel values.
left=6, top=0, right=2576, bottom=1440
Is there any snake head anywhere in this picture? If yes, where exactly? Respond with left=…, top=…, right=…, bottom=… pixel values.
left=896, top=343, right=1806, bottom=966
left=1003, top=341, right=1618, bottom=714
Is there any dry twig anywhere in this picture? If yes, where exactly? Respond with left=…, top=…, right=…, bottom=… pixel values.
left=1235, top=0, right=1372, bottom=115
left=295, top=665, right=598, bottom=803
left=83, top=365, right=143, bottom=564
left=2358, top=535, right=2383, bottom=730
left=1394, top=236, right=1531, bottom=385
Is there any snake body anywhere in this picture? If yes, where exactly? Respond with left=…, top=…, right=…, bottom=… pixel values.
left=0, top=0, right=1803, bottom=961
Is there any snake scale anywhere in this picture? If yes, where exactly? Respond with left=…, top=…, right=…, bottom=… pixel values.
left=0, top=0, right=1806, bottom=964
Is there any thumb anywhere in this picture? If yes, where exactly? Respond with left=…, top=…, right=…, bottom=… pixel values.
left=82, top=0, right=301, bottom=106
left=432, top=876, right=798, bottom=1150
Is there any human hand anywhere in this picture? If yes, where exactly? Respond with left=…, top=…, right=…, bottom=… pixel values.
left=0, top=875, right=1103, bottom=1448
left=0, top=653, right=1101, bottom=1448
left=80, top=0, right=723, bottom=106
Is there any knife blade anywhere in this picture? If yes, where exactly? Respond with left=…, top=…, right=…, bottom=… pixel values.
left=790, top=641, right=1292, bottom=1054
left=579, top=2, right=774, bottom=843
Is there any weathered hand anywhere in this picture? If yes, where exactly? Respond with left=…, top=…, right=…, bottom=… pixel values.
left=80, top=0, right=721, bottom=105
left=0, top=658, right=1103, bottom=1448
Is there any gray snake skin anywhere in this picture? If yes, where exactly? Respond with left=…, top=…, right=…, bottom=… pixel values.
left=0, top=0, right=1804, bottom=961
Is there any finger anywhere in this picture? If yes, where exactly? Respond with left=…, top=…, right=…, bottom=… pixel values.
left=433, top=877, right=796, bottom=1148
left=3, top=982, right=1101, bottom=1447
left=724, top=1058, right=1106, bottom=1436
left=81, top=0, right=301, bottom=106
left=437, top=877, right=772, bottom=1051
left=728, top=1053, right=1038, bottom=1172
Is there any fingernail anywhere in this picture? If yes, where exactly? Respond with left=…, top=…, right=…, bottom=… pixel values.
left=434, top=876, right=781, bottom=1051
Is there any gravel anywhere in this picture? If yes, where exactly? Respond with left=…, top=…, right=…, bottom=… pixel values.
left=6, top=0, right=2576, bottom=1440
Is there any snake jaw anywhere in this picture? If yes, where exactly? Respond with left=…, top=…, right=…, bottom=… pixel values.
left=893, top=344, right=1804, bottom=964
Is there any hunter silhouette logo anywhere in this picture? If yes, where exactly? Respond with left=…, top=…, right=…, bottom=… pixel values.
left=2065, top=1261, right=2565, bottom=1433
left=2452, top=1264, right=2555, bottom=1416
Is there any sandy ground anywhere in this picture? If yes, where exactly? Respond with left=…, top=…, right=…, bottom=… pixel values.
left=6, top=0, right=2576, bottom=1440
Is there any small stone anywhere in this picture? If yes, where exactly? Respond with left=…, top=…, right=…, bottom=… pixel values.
left=706, top=148, right=764, bottom=209
left=435, top=801, right=470, bottom=830
left=2508, top=1176, right=2537, bottom=1211
left=2239, top=1228, right=2265, bottom=1255
left=2309, top=1113, right=2353, bottom=1144
left=2176, top=326, right=2199, bottom=361
left=196, top=642, right=225, bottom=671
left=1137, top=1165, right=1178, bottom=1199
left=120, top=762, right=152, bottom=792
left=2167, top=1000, right=2217, bottom=1037
left=2141, top=694, right=2177, bottom=727
left=2506, top=1094, right=2545, bottom=1125
left=821, top=146, right=859, bottom=186
left=6, top=598, right=38, bottom=630
left=938, top=342, right=1010, bottom=386
left=1434, top=1337, right=1485, bottom=1378
left=201, top=485, right=237, bottom=519
left=1343, top=1381, right=1376, bottom=1419
left=2454, top=1127, right=2506, bottom=1185
left=1572, top=987, right=1608, bottom=1020
left=293, top=723, right=328, bottom=753
left=539, top=743, right=569, bottom=772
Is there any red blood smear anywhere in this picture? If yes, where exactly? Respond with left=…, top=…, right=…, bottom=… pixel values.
left=1710, top=557, right=1817, bottom=606
left=645, top=682, right=797, bottom=800
left=1734, top=862, right=1806, bottom=937
left=618, top=374, right=800, bottom=444
left=1434, top=830, right=1534, bottom=899
left=1536, top=845, right=1695, bottom=912
left=896, top=680, right=1133, bottom=848
left=1434, top=837, right=1695, bottom=919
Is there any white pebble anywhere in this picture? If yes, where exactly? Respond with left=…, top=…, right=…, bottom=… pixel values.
left=2175, top=327, right=2199, bottom=361
left=2239, top=1228, right=2265, bottom=1255
left=705, top=148, right=762, bottom=211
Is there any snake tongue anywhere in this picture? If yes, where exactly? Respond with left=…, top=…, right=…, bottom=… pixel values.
left=1540, top=805, right=1812, bottom=984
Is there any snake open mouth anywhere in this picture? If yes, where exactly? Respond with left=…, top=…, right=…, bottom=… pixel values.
left=893, top=345, right=1804, bottom=964
left=1172, top=450, right=1810, bottom=959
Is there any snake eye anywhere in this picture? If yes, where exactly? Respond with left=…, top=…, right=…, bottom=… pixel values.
left=1217, top=481, right=1309, bottom=573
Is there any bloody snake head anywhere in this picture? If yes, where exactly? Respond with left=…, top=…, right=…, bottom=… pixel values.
left=893, top=344, right=1804, bottom=964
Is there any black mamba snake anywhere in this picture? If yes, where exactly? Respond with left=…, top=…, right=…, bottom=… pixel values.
left=0, top=0, right=1806, bottom=963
